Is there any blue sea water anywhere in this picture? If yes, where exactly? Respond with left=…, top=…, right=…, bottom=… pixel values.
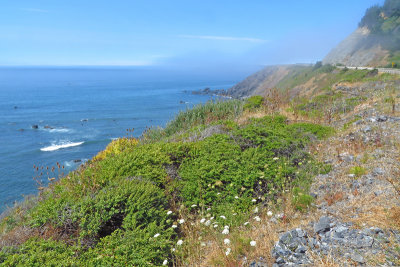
left=0, top=67, right=239, bottom=213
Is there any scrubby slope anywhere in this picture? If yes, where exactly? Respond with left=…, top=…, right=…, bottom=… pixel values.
left=0, top=100, right=333, bottom=266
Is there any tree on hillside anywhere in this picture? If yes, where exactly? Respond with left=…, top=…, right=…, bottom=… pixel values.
left=383, top=0, right=400, bottom=17
left=359, top=5, right=383, bottom=32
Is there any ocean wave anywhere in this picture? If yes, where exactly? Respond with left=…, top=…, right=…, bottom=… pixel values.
left=48, top=128, right=72, bottom=133
left=40, top=141, right=84, bottom=152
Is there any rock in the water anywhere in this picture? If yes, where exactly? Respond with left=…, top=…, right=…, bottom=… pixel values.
left=32, top=125, right=39, bottom=129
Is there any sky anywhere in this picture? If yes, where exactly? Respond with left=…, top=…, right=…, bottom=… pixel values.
left=0, top=0, right=385, bottom=72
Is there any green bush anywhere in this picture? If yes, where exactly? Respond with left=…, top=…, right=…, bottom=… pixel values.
left=243, top=95, right=264, bottom=110
left=163, top=100, right=243, bottom=137
left=349, top=166, right=367, bottom=178
left=0, top=239, right=79, bottom=266
left=292, top=187, right=314, bottom=211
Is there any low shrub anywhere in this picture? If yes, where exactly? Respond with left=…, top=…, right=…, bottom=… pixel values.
left=243, top=96, right=264, bottom=110
left=291, top=187, right=314, bottom=211
left=349, top=166, right=367, bottom=178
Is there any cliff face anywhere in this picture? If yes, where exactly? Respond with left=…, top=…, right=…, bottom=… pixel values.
left=323, top=27, right=391, bottom=67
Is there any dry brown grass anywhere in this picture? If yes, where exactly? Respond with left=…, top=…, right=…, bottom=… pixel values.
left=173, top=194, right=323, bottom=267
left=308, top=250, right=343, bottom=267
left=324, top=192, right=345, bottom=206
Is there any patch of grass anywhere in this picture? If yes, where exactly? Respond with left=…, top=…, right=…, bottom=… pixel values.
left=291, top=187, right=314, bottom=211
left=244, top=95, right=264, bottom=110
left=342, top=115, right=362, bottom=130
left=349, top=166, right=367, bottom=178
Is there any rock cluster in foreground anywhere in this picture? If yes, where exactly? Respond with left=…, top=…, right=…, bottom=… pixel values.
left=271, top=216, right=400, bottom=266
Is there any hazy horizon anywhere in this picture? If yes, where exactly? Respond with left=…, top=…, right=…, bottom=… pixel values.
left=1, top=0, right=384, bottom=74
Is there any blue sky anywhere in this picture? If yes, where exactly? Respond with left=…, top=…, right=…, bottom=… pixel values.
left=0, top=0, right=384, bottom=68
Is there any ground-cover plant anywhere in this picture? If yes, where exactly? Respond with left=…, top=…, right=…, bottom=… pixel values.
left=243, top=95, right=264, bottom=110
left=0, top=98, right=333, bottom=266
left=349, top=165, right=367, bottom=178
left=144, top=100, right=243, bottom=142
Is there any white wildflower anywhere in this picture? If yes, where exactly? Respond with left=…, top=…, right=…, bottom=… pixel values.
left=250, top=240, right=256, bottom=247
left=214, top=224, right=218, bottom=228
left=178, top=219, right=185, bottom=224
left=163, top=259, right=168, bottom=265
left=252, top=199, right=257, bottom=202
left=267, top=210, right=273, bottom=217
left=200, top=218, right=206, bottom=223
left=244, top=222, right=249, bottom=226
left=205, top=220, right=211, bottom=226
left=233, top=213, right=237, bottom=216
left=177, top=240, right=183, bottom=246
left=207, top=207, right=211, bottom=211
left=224, top=238, right=231, bottom=245
left=235, top=196, right=239, bottom=199
left=154, top=233, right=160, bottom=238
left=224, top=225, right=229, bottom=229
left=222, top=228, right=229, bottom=235
left=253, top=207, right=259, bottom=213
left=273, top=157, right=279, bottom=160
left=220, top=215, right=226, bottom=219
left=191, top=204, right=197, bottom=208
left=172, top=224, right=178, bottom=229
left=200, top=242, right=206, bottom=247
left=210, top=217, right=214, bottom=220
left=254, top=216, right=261, bottom=222
left=172, top=248, right=176, bottom=252
left=225, top=248, right=231, bottom=256
left=167, top=210, right=173, bottom=215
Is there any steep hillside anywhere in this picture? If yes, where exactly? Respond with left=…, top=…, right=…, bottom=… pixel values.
left=227, top=65, right=291, bottom=98
left=322, top=27, right=390, bottom=67
left=324, top=0, right=400, bottom=67
left=227, top=63, right=391, bottom=99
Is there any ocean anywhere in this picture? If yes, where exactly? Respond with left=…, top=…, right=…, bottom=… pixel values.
left=0, top=67, right=239, bottom=213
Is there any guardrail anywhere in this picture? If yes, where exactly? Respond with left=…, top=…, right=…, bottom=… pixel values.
left=337, top=66, right=400, bottom=75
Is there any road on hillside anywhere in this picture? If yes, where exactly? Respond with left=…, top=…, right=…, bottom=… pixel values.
left=338, top=66, right=400, bottom=75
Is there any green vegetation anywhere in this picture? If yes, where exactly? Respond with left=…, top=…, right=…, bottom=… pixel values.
left=291, top=187, right=314, bottom=211
left=349, top=166, right=367, bottom=178
left=243, top=95, right=264, bottom=110
left=360, top=0, right=400, bottom=36
left=275, top=64, right=388, bottom=93
left=0, top=100, right=333, bottom=265
left=359, top=0, right=400, bottom=59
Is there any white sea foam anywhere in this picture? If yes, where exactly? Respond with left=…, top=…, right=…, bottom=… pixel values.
left=40, top=141, right=84, bottom=152
left=48, top=128, right=71, bottom=133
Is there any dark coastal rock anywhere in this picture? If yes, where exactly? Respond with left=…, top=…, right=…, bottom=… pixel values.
left=31, top=125, right=39, bottom=129
left=190, top=87, right=229, bottom=96
left=73, top=159, right=82, bottom=163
